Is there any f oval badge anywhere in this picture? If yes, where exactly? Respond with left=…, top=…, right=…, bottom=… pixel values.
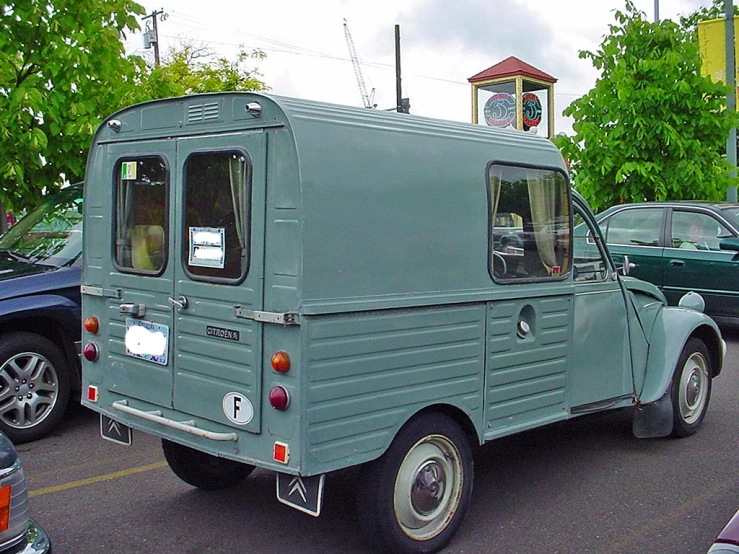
left=222, top=392, right=254, bottom=425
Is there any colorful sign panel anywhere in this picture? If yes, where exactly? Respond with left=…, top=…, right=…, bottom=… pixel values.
left=483, top=93, right=515, bottom=127
left=522, top=93, right=542, bottom=128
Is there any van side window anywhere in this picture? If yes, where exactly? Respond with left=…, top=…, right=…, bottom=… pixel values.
left=114, top=157, right=168, bottom=273
left=489, top=164, right=570, bottom=281
left=183, top=151, right=250, bottom=282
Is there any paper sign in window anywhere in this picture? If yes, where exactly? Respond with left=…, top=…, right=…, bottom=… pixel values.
left=189, top=227, right=225, bottom=268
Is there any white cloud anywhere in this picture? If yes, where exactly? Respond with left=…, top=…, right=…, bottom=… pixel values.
left=125, top=0, right=715, bottom=135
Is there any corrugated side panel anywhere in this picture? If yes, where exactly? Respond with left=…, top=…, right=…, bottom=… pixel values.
left=484, top=295, right=571, bottom=439
left=303, top=304, right=486, bottom=473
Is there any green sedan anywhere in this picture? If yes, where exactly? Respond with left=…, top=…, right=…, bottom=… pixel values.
left=594, top=201, right=739, bottom=326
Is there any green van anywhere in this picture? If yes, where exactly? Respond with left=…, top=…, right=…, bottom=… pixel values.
left=80, top=93, right=723, bottom=554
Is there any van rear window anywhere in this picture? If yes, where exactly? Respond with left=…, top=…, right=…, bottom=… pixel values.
left=183, top=151, right=250, bottom=283
left=113, top=157, right=168, bottom=273
left=488, top=164, right=570, bottom=282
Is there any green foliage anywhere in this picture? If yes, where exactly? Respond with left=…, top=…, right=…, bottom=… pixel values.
left=555, top=0, right=739, bottom=212
left=159, top=40, right=268, bottom=95
left=0, top=0, right=144, bottom=209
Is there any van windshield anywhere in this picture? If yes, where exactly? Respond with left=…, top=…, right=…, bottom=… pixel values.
left=0, top=185, right=83, bottom=267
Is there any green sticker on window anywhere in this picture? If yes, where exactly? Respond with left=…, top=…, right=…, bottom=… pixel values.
left=122, top=161, right=137, bottom=181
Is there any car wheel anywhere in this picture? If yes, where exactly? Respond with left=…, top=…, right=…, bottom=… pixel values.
left=671, top=337, right=712, bottom=438
left=357, top=413, right=473, bottom=554
left=0, top=332, right=71, bottom=443
left=162, top=439, right=255, bottom=490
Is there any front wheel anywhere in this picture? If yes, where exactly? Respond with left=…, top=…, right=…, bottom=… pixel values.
left=671, top=337, right=712, bottom=438
left=162, top=440, right=255, bottom=490
left=357, top=413, right=473, bottom=554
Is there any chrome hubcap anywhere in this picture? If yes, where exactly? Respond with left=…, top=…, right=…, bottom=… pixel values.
left=679, top=352, right=708, bottom=425
left=0, top=352, right=58, bottom=429
left=394, top=435, right=464, bottom=541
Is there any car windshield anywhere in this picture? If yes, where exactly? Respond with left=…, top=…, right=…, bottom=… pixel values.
left=0, top=185, right=83, bottom=267
left=719, top=206, right=739, bottom=229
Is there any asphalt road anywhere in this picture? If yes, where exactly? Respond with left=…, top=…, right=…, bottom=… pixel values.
left=18, top=329, right=739, bottom=554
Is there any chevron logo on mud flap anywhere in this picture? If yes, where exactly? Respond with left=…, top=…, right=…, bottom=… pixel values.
left=276, top=473, right=326, bottom=517
left=100, top=415, right=132, bottom=445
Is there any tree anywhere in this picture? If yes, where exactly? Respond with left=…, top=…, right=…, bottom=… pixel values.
left=554, top=0, right=739, bottom=212
left=0, top=0, right=161, bottom=215
left=158, top=39, right=268, bottom=95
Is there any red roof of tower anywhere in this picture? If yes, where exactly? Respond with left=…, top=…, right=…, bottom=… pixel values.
left=467, top=56, right=557, bottom=84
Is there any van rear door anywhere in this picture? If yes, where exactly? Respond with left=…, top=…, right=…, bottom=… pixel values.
left=105, top=142, right=176, bottom=408
left=170, top=133, right=267, bottom=433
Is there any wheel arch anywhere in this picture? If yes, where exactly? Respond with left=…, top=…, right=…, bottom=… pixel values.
left=0, top=313, right=81, bottom=390
left=402, top=403, right=481, bottom=447
left=689, top=323, right=722, bottom=378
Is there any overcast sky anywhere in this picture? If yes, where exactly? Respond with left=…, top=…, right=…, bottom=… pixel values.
left=124, top=0, right=708, bottom=135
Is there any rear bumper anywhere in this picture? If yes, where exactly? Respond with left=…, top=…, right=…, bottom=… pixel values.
left=2, top=519, right=51, bottom=554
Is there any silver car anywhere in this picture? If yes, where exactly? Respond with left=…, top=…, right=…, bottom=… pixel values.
left=0, top=431, right=50, bottom=553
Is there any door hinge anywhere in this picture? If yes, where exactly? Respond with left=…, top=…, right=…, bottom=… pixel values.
left=234, top=308, right=300, bottom=326
left=81, top=285, right=121, bottom=299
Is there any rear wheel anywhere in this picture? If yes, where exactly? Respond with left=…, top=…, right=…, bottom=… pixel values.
left=358, top=413, right=473, bottom=554
left=671, top=337, right=712, bottom=438
left=162, top=439, right=255, bottom=490
left=0, top=332, right=71, bottom=443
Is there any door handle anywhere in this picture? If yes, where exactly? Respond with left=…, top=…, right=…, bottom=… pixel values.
left=669, top=260, right=685, bottom=267
left=168, top=296, right=189, bottom=310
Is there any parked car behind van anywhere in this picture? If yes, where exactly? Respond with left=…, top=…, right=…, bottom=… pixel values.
left=594, top=201, right=739, bottom=326
left=0, top=429, right=51, bottom=552
left=0, top=183, right=83, bottom=443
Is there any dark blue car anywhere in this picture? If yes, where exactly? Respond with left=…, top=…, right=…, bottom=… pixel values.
left=0, top=184, right=83, bottom=443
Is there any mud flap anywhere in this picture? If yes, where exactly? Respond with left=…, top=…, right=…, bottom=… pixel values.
left=276, top=473, right=325, bottom=517
left=632, top=386, right=673, bottom=438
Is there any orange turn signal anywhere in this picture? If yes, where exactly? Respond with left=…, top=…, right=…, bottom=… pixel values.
left=0, top=485, right=10, bottom=532
left=84, top=316, right=99, bottom=334
left=271, top=351, right=290, bottom=373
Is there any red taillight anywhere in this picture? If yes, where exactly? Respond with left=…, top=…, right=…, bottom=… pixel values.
left=273, top=442, right=289, bottom=464
left=269, top=386, right=290, bottom=410
left=84, top=316, right=99, bottom=334
left=271, top=351, right=290, bottom=373
left=83, top=343, right=99, bottom=362
left=87, top=385, right=99, bottom=403
left=0, top=485, right=10, bottom=532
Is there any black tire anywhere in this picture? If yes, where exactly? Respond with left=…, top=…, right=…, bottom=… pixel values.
left=357, top=413, right=473, bottom=554
left=0, top=332, right=71, bottom=443
left=162, top=439, right=255, bottom=490
left=671, top=337, right=712, bottom=438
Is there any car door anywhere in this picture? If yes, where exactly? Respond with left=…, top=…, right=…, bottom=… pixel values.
left=569, top=199, right=634, bottom=409
left=170, top=133, right=267, bottom=433
left=598, top=206, right=665, bottom=287
left=663, top=208, right=739, bottom=319
left=104, top=142, right=176, bottom=407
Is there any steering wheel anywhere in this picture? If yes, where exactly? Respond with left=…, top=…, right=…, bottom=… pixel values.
left=493, top=251, right=508, bottom=277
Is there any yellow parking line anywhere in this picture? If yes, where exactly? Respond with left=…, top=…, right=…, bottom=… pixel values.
left=29, top=461, right=168, bottom=498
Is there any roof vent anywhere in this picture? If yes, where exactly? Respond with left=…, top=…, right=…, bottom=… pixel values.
left=187, top=102, right=220, bottom=123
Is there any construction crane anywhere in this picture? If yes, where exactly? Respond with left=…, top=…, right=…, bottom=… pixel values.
left=343, top=19, right=376, bottom=109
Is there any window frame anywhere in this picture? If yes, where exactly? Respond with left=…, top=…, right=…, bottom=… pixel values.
left=111, top=155, right=170, bottom=277
left=486, top=160, right=572, bottom=284
left=181, top=147, right=253, bottom=286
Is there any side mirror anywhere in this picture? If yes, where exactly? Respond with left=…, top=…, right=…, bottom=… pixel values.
left=719, top=237, right=739, bottom=252
left=619, top=254, right=635, bottom=276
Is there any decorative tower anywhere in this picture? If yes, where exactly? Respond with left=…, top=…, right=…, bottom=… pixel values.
left=468, top=56, right=557, bottom=139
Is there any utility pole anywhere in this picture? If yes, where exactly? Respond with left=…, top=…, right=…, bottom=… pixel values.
left=394, top=25, right=409, bottom=114
left=142, top=9, right=167, bottom=67
left=727, top=0, right=737, bottom=201
left=654, top=0, right=659, bottom=22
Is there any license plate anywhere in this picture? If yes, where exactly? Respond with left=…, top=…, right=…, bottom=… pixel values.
left=100, top=415, right=132, bottom=446
left=276, top=473, right=325, bottom=517
left=125, top=318, right=169, bottom=365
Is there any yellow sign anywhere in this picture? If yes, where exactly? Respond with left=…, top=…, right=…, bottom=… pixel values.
left=698, top=17, right=739, bottom=83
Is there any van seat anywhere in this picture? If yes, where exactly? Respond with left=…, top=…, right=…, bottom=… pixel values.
left=131, top=225, right=165, bottom=271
